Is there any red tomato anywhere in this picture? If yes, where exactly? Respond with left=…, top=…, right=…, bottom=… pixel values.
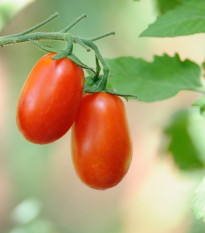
left=17, top=53, right=84, bottom=144
left=71, top=92, right=132, bottom=190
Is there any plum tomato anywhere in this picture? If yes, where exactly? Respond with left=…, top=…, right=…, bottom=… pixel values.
left=17, top=53, right=84, bottom=144
left=71, top=92, right=132, bottom=190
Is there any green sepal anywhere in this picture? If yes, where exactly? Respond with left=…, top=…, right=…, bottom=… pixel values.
left=67, top=54, right=95, bottom=73
left=52, top=52, right=67, bottom=60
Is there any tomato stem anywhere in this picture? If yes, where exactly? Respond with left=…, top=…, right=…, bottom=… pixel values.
left=94, top=56, right=101, bottom=81
left=31, top=40, right=60, bottom=53
left=65, top=35, right=73, bottom=54
left=82, top=39, right=110, bottom=90
left=91, top=32, right=115, bottom=42
left=61, top=14, right=87, bottom=33
left=15, top=12, right=59, bottom=36
left=73, top=37, right=91, bottom=52
left=0, top=32, right=69, bottom=47
left=67, top=54, right=95, bottom=73
left=0, top=12, right=115, bottom=93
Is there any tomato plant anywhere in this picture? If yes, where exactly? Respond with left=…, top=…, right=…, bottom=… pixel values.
left=2, top=1, right=205, bottom=232
left=16, top=53, right=84, bottom=144
left=71, top=92, right=132, bottom=190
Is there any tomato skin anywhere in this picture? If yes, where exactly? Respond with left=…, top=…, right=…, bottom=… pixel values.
left=17, top=53, right=84, bottom=144
left=71, top=92, right=132, bottom=190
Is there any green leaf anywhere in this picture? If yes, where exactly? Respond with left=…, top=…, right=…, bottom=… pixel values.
left=0, top=0, right=35, bottom=32
left=141, top=0, right=205, bottom=37
left=193, top=178, right=205, bottom=221
left=164, top=109, right=205, bottom=170
left=107, top=54, right=203, bottom=102
left=155, top=0, right=182, bottom=15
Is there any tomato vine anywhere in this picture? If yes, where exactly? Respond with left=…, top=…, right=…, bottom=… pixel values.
left=0, top=12, right=137, bottom=99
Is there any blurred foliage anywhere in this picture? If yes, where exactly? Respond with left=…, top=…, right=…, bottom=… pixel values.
left=141, top=0, right=205, bottom=37
left=0, top=0, right=135, bottom=232
left=1, top=0, right=205, bottom=232
left=7, top=198, right=122, bottom=233
left=11, top=198, right=41, bottom=225
left=192, top=97, right=205, bottom=117
left=164, top=109, right=205, bottom=170
left=155, top=0, right=182, bottom=15
left=189, top=219, right=205, bottom=233
left=8, top=198, right=60, bottom=233
left=0, top=0, right=35, bottom=33
left=192, top=178, right=205, bottom=222
left=10, top=220, right=60, bottom=233
left=107, top=54, right=202, bottom=102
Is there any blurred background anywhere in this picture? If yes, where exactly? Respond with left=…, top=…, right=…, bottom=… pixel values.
left=0, top=0, right=205, bottom=232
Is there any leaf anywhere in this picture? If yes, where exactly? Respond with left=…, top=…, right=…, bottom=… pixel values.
left=107, top=54, right=203, bottom=102
left=193, top=178, right=205, bottom=222
left=164, top=109, right=205, bottom=170
left=155, top=0, right=182, bottom=15
left=141, top=0, right=205, bottom=37
left=0, top=0, right=35, bottom=32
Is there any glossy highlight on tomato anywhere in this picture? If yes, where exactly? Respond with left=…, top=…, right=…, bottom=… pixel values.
left=71, top=92, right=132, bottom=190
left=17, top=53, right=84, bottom=144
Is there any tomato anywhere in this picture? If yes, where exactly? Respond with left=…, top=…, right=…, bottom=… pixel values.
left=16, top=53, right=84, bottom=144
left=71, top=92, right=132, bottom=190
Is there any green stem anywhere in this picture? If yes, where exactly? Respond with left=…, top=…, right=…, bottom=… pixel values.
left=0, top=32, right=68, bottom=47
left=64, top=34, right=73, bottom=54
left=0, top=12, right=116, bottom=90
left=91, top=31, right=115, bottom=42
left=30, top=40, right=60, bottom=53
left=16, top=12, right=59, bottom=36
left=73, top=37, right=91, bottom=51
left=67, top=54, right=95, bottom=73
left=94, top=55, right=101, bottom=81
left=61, top=14, right=87, bottom=33
left=82, top=39, right=110, bottom=90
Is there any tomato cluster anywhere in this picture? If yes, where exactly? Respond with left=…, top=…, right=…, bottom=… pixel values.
left=16, top=53, right=132, bottom=190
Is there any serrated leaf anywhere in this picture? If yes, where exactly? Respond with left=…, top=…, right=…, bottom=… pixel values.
left=156, top=0, right=182, bottom=15
left=107, top=54, right=203, bottom=102
left=193, top=178, right=205, bottom=221
left=164, top=109, right=205, bottom=170
left=141, top=0, right=205, bottom=37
